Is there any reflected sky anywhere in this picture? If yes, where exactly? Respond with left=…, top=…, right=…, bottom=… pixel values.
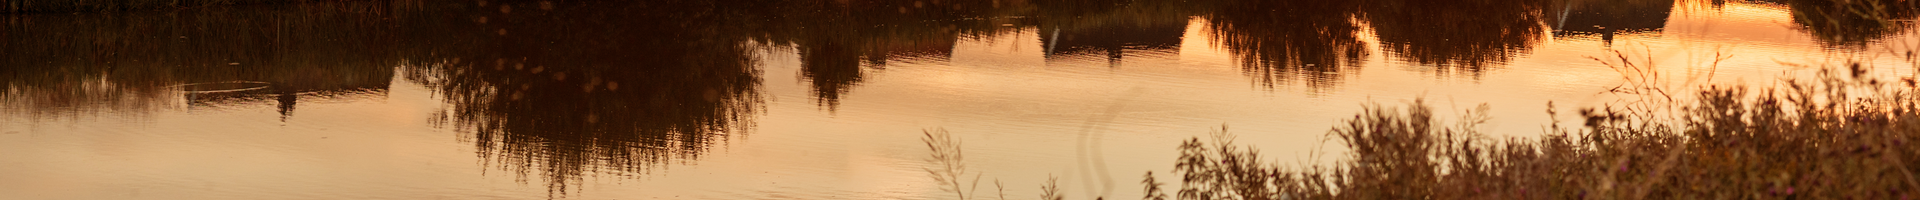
left=3, top=0, right=1919, bottom=199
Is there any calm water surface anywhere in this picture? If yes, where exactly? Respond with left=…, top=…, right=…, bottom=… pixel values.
left=4, top=0, right=1918, bottom=199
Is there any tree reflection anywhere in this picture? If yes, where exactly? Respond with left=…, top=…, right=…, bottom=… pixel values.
left=1551, top=0, right=1676, bottom=44
left=1203, top=0, right=1369, bottom=89
left=772, top=0, right=1015, bottom=110
left=395, top=1, right=763, bottom=195
left=797, top=41, right=871, bottom=110
left=1782, top=0, right=1918, bottom=48
left=22, top=0, right=1920, bottom=197
left=1033, top=0, right=1192, bottom=65
left=0, top=3, right=398, bottom=119
left=1362, top=0, right=1553, bottom=76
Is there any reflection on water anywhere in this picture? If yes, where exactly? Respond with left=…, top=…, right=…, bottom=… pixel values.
left=1552, top=0, right=1675, bottom=44
left=763, top=0, right=1031, bottom=110
left=1202, top=0, right=1369, bottom=89
left=1035, top=0, right=1192, bottom=64
left=0, top=3, right=398, bottom=119
left=394, top=0, right=764, bottom=194
left=1365, top=0, right=1553, bottom=76
left=0, top=1, right=765, bottom=195
left=1782, top=0, right=1918, bottom=48
left=4, top=0, right=1920, bottom=198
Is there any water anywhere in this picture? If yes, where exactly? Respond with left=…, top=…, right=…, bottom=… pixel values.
left=3, top=0, right=1917, bottom=199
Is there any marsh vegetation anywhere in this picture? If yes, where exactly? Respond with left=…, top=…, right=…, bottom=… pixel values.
left=7, top=0, right=1920, bottom=199
left=925, top=61, right=1920, bottom=199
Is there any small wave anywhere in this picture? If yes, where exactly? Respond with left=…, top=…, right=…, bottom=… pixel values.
left=169, top=81, right=272, bottom=94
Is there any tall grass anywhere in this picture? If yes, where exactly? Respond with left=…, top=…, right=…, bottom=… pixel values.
left=910, top=52, right=1920, bottom=199
left=922, top=61, right=1920, bottom=198
left=924, top=128, right=1010, bottom=200
left=1141, top=64, right=1920, bottom=199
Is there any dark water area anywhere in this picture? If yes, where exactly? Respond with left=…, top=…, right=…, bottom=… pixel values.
left=2, top=0, right=1917, bottom=199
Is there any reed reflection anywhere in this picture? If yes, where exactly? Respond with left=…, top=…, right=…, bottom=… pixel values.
left=1202, top=0, right=1369, bottom=89
left=394, top=0, right=765, bottom=195
left=0, top=3, right=399, bottom=119
left=1362, top=0, right=1553, bottom=76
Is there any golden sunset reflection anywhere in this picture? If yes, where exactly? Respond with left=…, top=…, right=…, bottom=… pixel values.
left=4, top=0, right=1920, bottom=199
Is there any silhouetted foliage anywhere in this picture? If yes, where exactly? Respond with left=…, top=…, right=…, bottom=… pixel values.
left=1144, top=67, right=1920, bottom=199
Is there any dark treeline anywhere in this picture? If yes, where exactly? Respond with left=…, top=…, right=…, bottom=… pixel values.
left=0, top=3, right=401, bottom=118
left=9, top=0, right=1911, bottom=94
left=0, top=0, right=393, bottom=13
left=3, top=0, right=1916, bottom=196
left=1553, top=0, right=1677, bottom=44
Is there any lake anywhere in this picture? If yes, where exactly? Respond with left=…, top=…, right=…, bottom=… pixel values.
left=3, top=0, right=1917, bottom=199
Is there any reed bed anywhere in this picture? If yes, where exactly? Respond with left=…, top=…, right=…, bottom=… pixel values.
left=1144, top=65, right=1920, bottom=199
left=923, top=58, right=1920, bottom=199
